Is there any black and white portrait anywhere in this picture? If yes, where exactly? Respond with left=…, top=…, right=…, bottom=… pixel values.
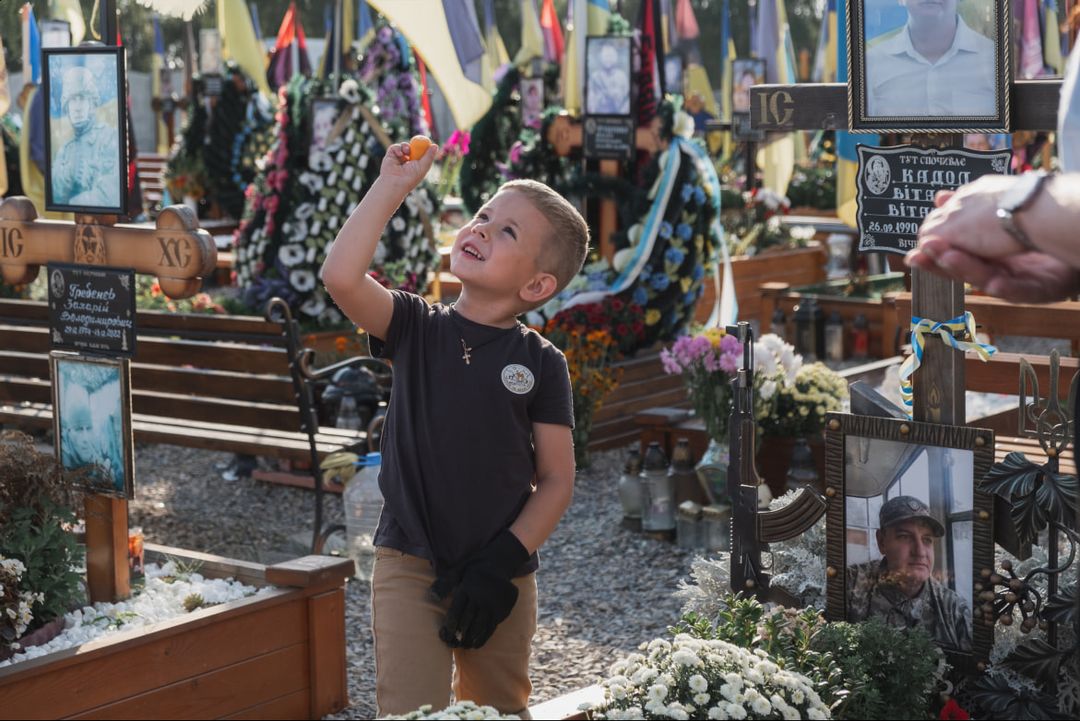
left=586, top=36, right=632, bottom=116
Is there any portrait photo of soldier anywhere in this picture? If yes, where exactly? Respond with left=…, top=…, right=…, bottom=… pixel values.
left=586, top=36, right=632, bottom=116
left=841, top=432, right=976, bottom=653
left=44, top=48, right=125, bottom=212
left=53, top=354, right=132, bottom=498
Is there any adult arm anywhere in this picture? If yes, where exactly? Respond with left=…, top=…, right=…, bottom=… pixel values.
left=321, top=142, right=437, bottom=339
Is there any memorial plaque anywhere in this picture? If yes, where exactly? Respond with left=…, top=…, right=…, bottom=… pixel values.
left=856, top=145, right=1011, bottom=255
left=583, top=116, right=635, bottom=160
left=48, top=263, right=137, bottom=357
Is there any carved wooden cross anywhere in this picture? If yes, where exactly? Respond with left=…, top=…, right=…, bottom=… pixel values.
left=546, top=113, right=663, bottom=261
left=0, top=195, right=215, bottom=603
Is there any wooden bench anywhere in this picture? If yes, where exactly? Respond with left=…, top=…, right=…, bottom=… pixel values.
left=135, top=152, right=168, bottom=216
left=0, top=297, right=389, bottom=551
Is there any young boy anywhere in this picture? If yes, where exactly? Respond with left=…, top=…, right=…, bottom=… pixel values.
left=322, top=141, right=589, bottom=717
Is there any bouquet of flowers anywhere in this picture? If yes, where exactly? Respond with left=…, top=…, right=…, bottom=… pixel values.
left=660, top=327, right=742, bottom=442
left=762, top=362, right=848, bottom=439
left=723, top=187, right=815, bottom=257
left=588, top=633, right=832, bottom=720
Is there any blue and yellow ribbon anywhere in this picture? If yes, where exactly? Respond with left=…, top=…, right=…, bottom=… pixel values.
left=898, top=312, right=997, bottom=416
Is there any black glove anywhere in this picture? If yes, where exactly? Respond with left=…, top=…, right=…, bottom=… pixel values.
left=437, top=530, right=530, bottom=649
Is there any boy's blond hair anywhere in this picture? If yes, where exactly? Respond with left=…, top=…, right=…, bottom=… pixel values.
left=499, top=180, right=589, bottom=304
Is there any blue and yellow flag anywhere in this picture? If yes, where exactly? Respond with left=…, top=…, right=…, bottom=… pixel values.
left=753, top=0, right=798, bottom=195
left=563, top=0, right=611, bottom=114
left=219, top=0, right=273, bottom=97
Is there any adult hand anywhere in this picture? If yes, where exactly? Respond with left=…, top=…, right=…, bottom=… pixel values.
left=905, top=175, right=1080, bottom=302
left=377, top=141, right=438, bottom=196
left=909, top=175, right=1029, bottom=263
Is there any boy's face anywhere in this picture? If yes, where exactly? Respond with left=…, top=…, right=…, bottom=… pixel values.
left=450, top=190, right=554, bottom=302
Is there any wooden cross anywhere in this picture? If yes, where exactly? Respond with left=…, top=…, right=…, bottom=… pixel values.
left=0, top=195, right=215, bottom=603
left=723, top=79, right=1064, bottom=606
left=546, top=113, right=663, bottom=262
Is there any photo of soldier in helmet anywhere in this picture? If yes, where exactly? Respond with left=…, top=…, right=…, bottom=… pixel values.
left=48, top=59, right=121, bottom=209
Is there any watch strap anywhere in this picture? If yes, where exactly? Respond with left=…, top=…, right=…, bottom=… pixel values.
left=997, top=171, right=1049, bottom=251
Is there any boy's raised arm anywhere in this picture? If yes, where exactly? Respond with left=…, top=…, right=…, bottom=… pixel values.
left=322, top=141, right=437, bottom=340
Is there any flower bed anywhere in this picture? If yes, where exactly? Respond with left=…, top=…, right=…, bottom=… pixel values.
left=0, top=560, right=267, bottom=668
left=0, top=544, right=354, bottom=719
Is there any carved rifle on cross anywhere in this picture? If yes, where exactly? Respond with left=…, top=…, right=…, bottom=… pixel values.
left=0, top=195, right=215, bottom=603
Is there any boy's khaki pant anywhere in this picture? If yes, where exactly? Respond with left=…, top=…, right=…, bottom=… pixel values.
left=371, top=546, right=537, bottom=718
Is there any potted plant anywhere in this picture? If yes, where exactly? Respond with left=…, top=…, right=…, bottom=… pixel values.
left=0, top=431, right=87, bottom=660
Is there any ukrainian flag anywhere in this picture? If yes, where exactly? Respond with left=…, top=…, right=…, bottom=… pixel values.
left=563, top=0, right=611, bottom=114
left=219, top=0, right=273, bottom=97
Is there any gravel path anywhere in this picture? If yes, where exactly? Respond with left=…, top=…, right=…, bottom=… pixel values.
left=127, top=443, right=694, bottom=718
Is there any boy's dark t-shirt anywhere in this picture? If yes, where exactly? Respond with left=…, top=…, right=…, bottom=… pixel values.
left=369, top=290, right=574, bottom=576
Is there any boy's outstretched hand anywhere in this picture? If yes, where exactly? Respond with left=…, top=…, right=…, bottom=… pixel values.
left=379, top=138, right=438, bottom=195
left=436, top=529, right=529, bottom=649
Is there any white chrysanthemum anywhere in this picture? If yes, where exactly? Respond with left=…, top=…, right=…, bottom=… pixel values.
left=759, top=379, right=778, bottom=401
left=666, top=704, right=690, bottom=720
left=288, top=219, right=309, bottom=242
left=694, top=692, right=710, bottom=706
left=751, top=696, right=771, bottom=715
left=277, top=243, right=306, bottom=267
left=707, top=707, right=725, bottom=720
left=289, top=269, right=316, bottom=292
left=727, top=703, right=748, bottom=720
left=688, top=674, right=708, bottom=693
left=672, top=649, right=703, bottom=668
left=647, top=683, right=668, bottom=702
left=300, top=295, right=326, bottom=317
left=391, top=216, right=407, bottom=232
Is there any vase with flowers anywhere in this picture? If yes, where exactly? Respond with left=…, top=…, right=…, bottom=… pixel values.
left=660, top=327, right=744, bottom=501
left=756, top=356, right=848, bottom=493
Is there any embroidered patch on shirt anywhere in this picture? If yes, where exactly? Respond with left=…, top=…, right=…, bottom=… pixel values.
left=501, top=364, right=535, bottom=394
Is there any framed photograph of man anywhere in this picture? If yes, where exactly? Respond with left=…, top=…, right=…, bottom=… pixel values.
left=308, top=97, right=342, bottom=169
left=50, top=352, right=134, bottom=499
left=847, top=0, right=1010, bottom=132
left=40, top=20, right=72, bottom=49
left=520, top=77, right=545, bottom=128
left=824, top=414, right=995, bottom=670
left=42, top=46, right=128, bottom=215
left=732, top=58, right=766, bottom=115
left=585, top=35, right=632, bottom=117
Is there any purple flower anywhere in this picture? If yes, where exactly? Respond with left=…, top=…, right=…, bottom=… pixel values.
left=719, top=350, right=740, bottom=374
left=509, top=140, right=524, bottom=165
left=660, top=348, right=682, bottom=375
left=720, top=334, right=742, bottom=354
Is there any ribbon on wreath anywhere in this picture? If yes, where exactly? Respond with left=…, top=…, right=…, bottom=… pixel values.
left=898, top=312, right=997, bottom=416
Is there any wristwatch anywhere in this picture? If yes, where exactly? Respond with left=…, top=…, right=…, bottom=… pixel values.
left=996, top=170, right=1049, bottom=251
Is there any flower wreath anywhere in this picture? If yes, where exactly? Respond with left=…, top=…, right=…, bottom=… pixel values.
left=234, top=49, right=440, bottom=328
left=201, top=63, right=275, bottom=220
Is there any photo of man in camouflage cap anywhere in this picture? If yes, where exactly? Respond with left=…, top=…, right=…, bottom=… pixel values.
left=50, top=64, right=120, bottom=209
left=846, top=495, right=971, bottom=651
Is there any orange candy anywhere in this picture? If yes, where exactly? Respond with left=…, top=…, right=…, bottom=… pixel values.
left=408, top=135, right=432, bottom=160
